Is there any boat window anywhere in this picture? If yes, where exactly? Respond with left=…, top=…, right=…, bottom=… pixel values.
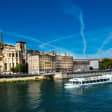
left=103, top=78, right=109, bottom=81
left=100, top=79, right=104, bottom=82
left=90, top=80, right=94, bottom=83
left=90, top=80, right=95, bottom=83
left=96, top=80, right=99, bottom=82
left=86, top=81, right=90, bottom=83
left=82, top=81, right=87, bottom=84
left=82, top=78, right=110, bottom=84
left=82, top=80, right=96, bottom=84
left=73, top=81, right=81, bottom=84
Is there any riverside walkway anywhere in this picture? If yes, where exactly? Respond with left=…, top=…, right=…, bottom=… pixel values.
left=0, top=70, right=112, bottom=80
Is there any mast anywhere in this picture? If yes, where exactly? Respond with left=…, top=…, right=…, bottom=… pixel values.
left=0, top=32, right=3, bottom=49
left=0, top=32, right=3, bottom=43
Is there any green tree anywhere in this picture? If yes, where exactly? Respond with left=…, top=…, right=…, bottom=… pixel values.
left=99, top=58, right=112, bottom=70
left=11, top=63, right=28, bottom=73
left=11, top=67, right=16, bottom=73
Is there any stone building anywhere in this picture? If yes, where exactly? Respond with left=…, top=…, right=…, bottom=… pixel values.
left=0, top=53, right=4, bottom=73
left=73, top=59, right=89, bottom=72
left=0, top=41, right=27, bottom=73
left=55, top=55, right=73, bottom=72
left=16, top=41, right=27, bottom=64
left=27, top=51, right=56, bottom=74
left=27, top=52, right=74, bottom=74
left=39, top=53, right=56, bottom=73
left=89, top=59, right=100, bottom=70
left=3, top=44, right=17, bottom=72
left=28, top=55, right=39, bottom=74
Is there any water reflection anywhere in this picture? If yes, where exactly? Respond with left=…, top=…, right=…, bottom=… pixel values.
left=0, top=82, right=30, bottom=112
left=0, top=80, right=112, bottom=112
left=64, top=83, right=112, bottom=95
left=37, top=80, right=64, bottom=112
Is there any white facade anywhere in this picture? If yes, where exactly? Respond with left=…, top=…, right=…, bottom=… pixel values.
left=28, top=55, right=39, bottom=74
left=89, top=60, right=99, bottom=69
left=73, top=59, right=89, bottom=72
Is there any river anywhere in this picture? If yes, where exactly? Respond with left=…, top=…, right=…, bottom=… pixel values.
left=0, top=80, right=112, bottom=112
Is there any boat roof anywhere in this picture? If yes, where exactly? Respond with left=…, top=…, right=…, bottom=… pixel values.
left=69, top=74, right=112, bottom=82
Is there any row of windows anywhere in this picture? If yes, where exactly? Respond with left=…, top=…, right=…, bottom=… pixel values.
left=72, top=79, right=110, bottom=85
left=82, top=79, right=110, bottom=84
left=7, top=53, right=19, bottom=57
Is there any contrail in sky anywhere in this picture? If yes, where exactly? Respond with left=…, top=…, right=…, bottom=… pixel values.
left=79, top=12, right=87, bottom=55
left=39, top=33, right=79, bottom=49
left=63, top=0, right=87, bottom=56
left=4, top=31, right=71, bottom=54
left=39, top=0, right=87, bottom=55
left=97, top=32, right=112, bottom=53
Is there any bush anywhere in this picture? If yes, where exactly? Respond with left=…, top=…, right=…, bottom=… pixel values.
left=100, top=58, right=112, bottom=70
left=11, top=63, right=28, bottom=73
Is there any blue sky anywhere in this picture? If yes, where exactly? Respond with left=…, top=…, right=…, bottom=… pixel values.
left=0, top=0, right=112, bottom=59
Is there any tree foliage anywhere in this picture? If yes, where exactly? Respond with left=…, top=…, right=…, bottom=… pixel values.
left=99, top=58, right=112, bottom=69
left=11, top=63, right=28, bottom=73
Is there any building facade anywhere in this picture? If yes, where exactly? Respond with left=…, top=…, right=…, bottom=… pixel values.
left=55, top=55, right=73, bottom=72
left=39, top=54, right=56, bottom=73
left=73, top=59, right=89, bottom=72
left=0, top=53, right=3, bottom=73
left=28, top=55, right=39, bottom=74
left=89, top=59, right=100, bottom=70
left=0, top=41, right=27, bottom=73
left=0, top=40, right=100, bottom=74
left=16, top=41, right=27, bottom=64
left=27, top=52, right=56, bottom=74
left=27, top=52, right=74, bottom=74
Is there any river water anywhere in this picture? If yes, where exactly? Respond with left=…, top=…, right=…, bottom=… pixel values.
left=0, top=80, right=112, bottom=112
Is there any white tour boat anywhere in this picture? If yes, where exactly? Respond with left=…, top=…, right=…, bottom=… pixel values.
left=64, top=75, right=112, bottom=88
